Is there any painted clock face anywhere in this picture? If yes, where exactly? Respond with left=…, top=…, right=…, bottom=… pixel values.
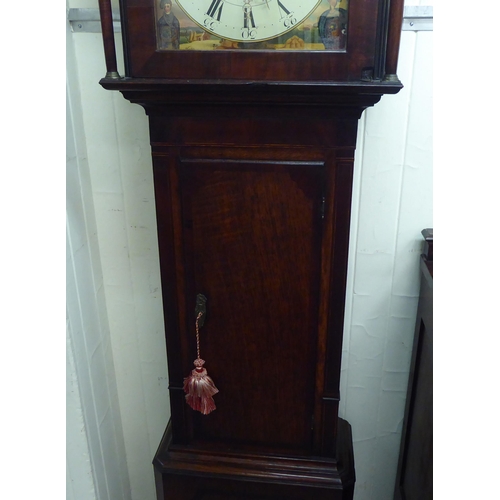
left=176, top=0, right=322, bottom=43
left=155, top=0, right=349, bottom=51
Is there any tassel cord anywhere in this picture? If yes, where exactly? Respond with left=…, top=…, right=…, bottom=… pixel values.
left=195, top=311, right=202, bottom=361
left=183, top=310, right=219, bottom=414
left=184, top=307, right=218, bottom=415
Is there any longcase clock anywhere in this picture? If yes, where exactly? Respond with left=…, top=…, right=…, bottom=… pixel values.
left=97, top=0, right=404, bottom=497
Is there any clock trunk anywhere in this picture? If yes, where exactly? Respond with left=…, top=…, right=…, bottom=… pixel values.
left=128, top=103, right=361, bottom=498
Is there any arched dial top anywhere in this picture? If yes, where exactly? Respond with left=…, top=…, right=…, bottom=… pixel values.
left=176, top=0, right=322, bottom=42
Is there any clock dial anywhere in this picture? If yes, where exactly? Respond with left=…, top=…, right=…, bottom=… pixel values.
left=176, top=0, right=322, bottom=42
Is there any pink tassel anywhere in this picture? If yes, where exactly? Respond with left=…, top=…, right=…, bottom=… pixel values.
left=183, top=358, right=219, bottom=415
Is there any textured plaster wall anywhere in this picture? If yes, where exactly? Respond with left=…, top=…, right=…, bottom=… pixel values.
left=66, top=3, right=432, bottom=499
left=339, top=29, right=433, bottom=498
left=66, top=8, right=132, bottom=499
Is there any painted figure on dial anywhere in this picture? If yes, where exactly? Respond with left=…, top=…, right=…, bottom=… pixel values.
left=318, top=0, right=347, bottom=50
left=158, top=0, right=180, bottom=49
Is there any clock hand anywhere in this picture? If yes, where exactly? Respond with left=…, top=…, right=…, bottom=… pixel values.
left=242, top=2, right=257, bottom=33
left=243, top=0, right=252, bottom=24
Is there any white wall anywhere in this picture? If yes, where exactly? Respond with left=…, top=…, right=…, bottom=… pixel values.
left=67, top=10, right=132, bottom=500
left=66, top=3, right=432, bottom=499
left=67, top=3, right=169, bottom=498
left=340, top=28, right=433, bottom=499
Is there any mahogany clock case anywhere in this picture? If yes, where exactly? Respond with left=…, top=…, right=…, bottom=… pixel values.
left=97, top=80, right=402, bottom=500
left=97, top=0, right=405, bottom=497
left=119, top=0, right=394, bottom=81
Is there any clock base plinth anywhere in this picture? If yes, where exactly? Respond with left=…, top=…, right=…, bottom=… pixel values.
left=153, top=418, right=355, bottom=500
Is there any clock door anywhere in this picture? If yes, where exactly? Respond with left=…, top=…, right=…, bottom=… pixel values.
left=176, top=158, right=325, bottom=455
